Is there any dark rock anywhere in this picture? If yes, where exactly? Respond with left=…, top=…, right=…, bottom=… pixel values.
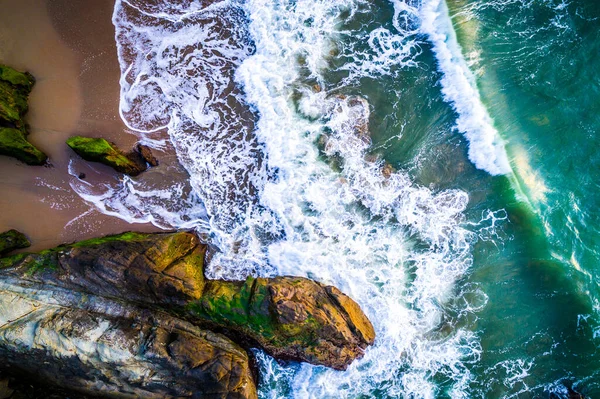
left=566, top=387, right=587, bottom=399
left=66, top=136, right=148, bottom=176
left=0, top=371, right=93, bottom=399
left=0, top=230, right=30, bottom=256
left=137, top=143, right=159, bottom=166
left=0, top=65, right=47, bottom=165
left=0, top=277, right=257, bottom=399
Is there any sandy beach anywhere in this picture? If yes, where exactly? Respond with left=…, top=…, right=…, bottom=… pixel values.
left=0, top=0, right=162, bottom=251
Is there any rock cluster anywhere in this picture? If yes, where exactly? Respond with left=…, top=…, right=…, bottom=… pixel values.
left=0, top=230, right=375, bottom=398
left=0, top=63, right=158, bottom=171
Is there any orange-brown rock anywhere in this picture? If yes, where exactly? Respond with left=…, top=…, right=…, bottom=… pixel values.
left=191, top=276, right=375, bottom=370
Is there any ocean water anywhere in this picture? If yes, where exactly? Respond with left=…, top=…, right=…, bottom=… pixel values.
left=68, top=0, right=600, bottom=397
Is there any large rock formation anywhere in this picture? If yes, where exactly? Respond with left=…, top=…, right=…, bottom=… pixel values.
left=0, top=231, right=375, bottom=396
left=2, top=231, right=206, bottom=306
left=66, top=136, right=157, bottom=176
left=190, top=276, right=376, bottom=370
left=0, top=276, right=257, bottom=399
left=0, top=65, right=47, bottom=165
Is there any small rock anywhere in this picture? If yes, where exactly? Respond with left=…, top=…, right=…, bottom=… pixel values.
left=136, top=143, right=159, bottom=167
left=0, top=229, right=30, bottom=256
left=0, top=65, right=47, bottom=165
left=66, top=136, right=147, bottom=176
left=0, top=377, right=14, bottom=399
left=382, top=162, right=394, bottom=179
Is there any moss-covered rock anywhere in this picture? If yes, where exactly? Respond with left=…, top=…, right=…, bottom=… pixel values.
left=0, top=65, right=35, bottom=91
left=66, top=136, right=156, bottom=176
left=0, top=65, right=47, bottom=165
left=190, top=276, right=376, bottom=370
left=0, top=65, right=34, bottom=127
left=0, top=127, right=47, bottom=165
left=0, top=230, right=30, bottom=256
left=1, top=231, right=206, bottom=306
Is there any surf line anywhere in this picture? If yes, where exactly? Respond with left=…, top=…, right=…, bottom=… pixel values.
left=419, top=0, right=511, bottom=176
left=419, top=0, right=552, bottom=214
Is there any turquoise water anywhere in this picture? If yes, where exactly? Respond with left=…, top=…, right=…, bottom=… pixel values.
left=445, top=0, right=600, bottom=396
left=73, top=0, right=600, bottom=397
left=308, top=0, right=600, bottom=394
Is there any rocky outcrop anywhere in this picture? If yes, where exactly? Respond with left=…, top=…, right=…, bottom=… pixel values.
left=66, top=136, right=158, bottom=176
left=0, top=65, right=47, bottom=165
left=0, top=230, right=30, bottom=256
left=190, top=276, right=376, bottom=370
left=0, top=231, right=375, bottom=395
left=2, top=231, right=206, bottom=306
left=0, top=276, right=257, bottom=399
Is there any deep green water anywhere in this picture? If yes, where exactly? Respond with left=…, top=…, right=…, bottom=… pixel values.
left=451, top=0, right=600, bottom=396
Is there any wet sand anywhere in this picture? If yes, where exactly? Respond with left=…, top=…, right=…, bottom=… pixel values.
left=0, top=0, right=162, bottom=251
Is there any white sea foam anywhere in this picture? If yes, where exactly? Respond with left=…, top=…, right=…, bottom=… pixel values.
left=231, top=0, right=483, bottom=396
left=68, top=0, right=507, bottom=396
left=420, top=0, right=511, bottom=176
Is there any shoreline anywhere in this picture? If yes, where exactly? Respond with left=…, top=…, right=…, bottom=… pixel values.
left=0, top=0, right=162, bottom=251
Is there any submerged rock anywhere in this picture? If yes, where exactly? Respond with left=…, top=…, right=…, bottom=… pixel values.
left=137, top=143, right=159, bottom=166
left=0, top=65, right=47, bottom=165
left=0, top=230, right=375, bottom=394
left=66, top=136, right=157, bottom=176
left=0, top=230, right=30, bottom=256
left=191, top=276, right=376, bottom=370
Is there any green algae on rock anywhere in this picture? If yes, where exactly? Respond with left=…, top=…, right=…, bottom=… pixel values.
left=0, top=127, right=47, bottom=165
left=190, top=276, right=376, bottom=370
left=66, top=136, right=157, bottom=176
left=1, top=231, right=206, bottom=305
left=0, top=231, right=375, bottom=373
left=0, top=230, right=30, bottom=256
left=0, top=65, right=34, bottom=127
left=0, top=65, right=47, bottom=165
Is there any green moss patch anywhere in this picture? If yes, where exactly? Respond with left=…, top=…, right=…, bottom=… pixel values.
left=0, top=64, right=46, bottom=164
left=66, top=136, right=147, bottom=175
left=0, top=65, right=35, bottom=90
left=0, top=127, right=47, bottom=165
left=0, top=230, right=31, bottom=255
